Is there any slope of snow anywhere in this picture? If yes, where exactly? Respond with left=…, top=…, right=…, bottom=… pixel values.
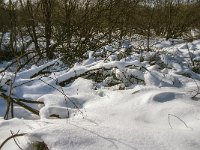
left=1, top=38, right=200, bottom=150
left=1, top=84, right=200, bottom=150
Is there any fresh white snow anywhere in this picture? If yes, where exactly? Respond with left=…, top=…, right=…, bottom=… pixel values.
left=1, top=38, right=200, bottom=150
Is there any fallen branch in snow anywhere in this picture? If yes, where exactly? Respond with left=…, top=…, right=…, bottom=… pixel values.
left=13, top=77, right=43, bottom=89
left=30, top=60, right=60, bottom=79
left=10, top=130, right=23, bottom=150
left=17, top=59, right=60, bottom=79
left=191, top=79, right=200, bottom=99
left=168, top=114, right=192, bottom=130
left=14, top=97, right=44, bottom=104
left=39, top=77, right=85, bottom=118
left=0, top=132, right=26, bottom=149
left=0, top=51, right=45, bottom=92
left=58, top=63, right=145, bottom=86
left=120, top=69, right=135, bottom=85
left=0, top=56, right=61, bottom=119
left=0, top=93, right=61, bottom=119
left=0, top=93, right=40, bottom=116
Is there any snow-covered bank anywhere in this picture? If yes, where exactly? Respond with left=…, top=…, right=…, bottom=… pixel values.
left=1, top=84, right=200, bottom=150
left=1, top=38, right=200, bottom=150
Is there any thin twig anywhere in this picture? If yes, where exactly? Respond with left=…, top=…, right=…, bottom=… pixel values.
left=0, top=132, right=26, bottom=149
left=168, top=114, right=192, bottom=130
left=10, top=130, right=23, bottom=150
left=191, top=79, right=200, bottom=99
left=39, top=78, right=84, bottom=117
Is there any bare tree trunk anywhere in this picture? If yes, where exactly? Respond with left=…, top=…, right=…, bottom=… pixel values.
left=42, top=0, right=54, bottom=59
left=8, top=0, right=15, bottom=54
left=26, top=0, right=41, bottom=56
left=0, top=32, right=4, bottom=50
left=108, top=0, right=113, bottom=43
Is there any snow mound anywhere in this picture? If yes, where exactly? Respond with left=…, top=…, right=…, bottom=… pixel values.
left=1, top=37, right=200, bottom=150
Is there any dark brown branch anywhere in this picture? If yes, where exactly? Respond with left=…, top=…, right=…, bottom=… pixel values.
left=0, top=93, right=40, bottom=116
left=0, top=133, right=26, bottom=149
left=14, top=97, right=44, bottom=104
left=10, top=130, right=23, bottom=150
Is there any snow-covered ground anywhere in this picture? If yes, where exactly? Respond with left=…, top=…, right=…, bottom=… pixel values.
left=0, top=38, right=200, bottom=150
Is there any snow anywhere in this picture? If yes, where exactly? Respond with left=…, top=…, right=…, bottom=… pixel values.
left=155, top=41, right=172, bottom=49
left=2, top=86, right=200, bottom=150
left=193, top=56, right=200, bottom=61
left=17, top=59, right=60, bottom=79
left=1, top=37, right=200, bottom=150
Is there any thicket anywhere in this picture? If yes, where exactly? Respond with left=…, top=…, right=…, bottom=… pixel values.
left=0, top=0, right=200, bottom=62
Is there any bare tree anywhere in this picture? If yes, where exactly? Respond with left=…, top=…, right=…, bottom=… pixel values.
left=41, top=0, right=54, bottom=59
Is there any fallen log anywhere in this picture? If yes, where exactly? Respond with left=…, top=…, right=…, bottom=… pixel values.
left=0, top=93, right=40, bottom=116
left=58, top=62, right=144, bottom=86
